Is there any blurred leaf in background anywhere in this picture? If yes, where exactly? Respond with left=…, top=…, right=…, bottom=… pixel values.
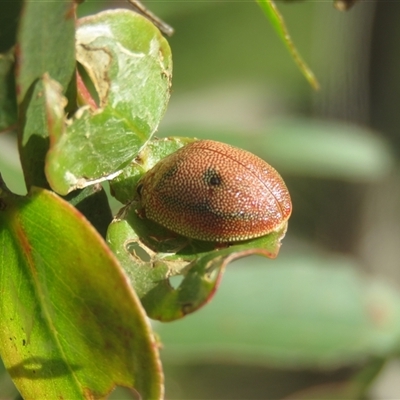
left=158, top=254, right=400, bottom=399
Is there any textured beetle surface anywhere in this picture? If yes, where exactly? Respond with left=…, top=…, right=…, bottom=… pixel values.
left=137, top=140, right=292, bottom=242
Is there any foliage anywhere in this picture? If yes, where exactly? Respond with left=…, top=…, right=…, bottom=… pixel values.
left=0, top=0, right=399, bottom=399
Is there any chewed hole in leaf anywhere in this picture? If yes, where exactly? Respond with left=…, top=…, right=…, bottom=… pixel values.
left=205, top=264, right=221, bottom=283
left=125, top=241, right=152, bottom=263
left=169, top=275, right=184, bottom=289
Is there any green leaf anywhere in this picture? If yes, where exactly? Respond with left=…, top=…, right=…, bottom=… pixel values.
left=0, top=51, right=17, bottom=131
left=0, top=183, right=163, bottom=399
left=110, top=136, right=195, bottom=204
left=0, top=134, right=26, bottom=196
left=107, top=198, right=286, bottom=321
left=156, top=254, right=400, bottom=368
left=256, top=0, right=319, bottom=90
left=16, top=0, right=76, bottom=188
left=16, top=1, right=76, bottom=103
left=0, top=0, right=23, bottom=53
left=18, top=79, right=51, bottom=189
left=253, top=119, right=394, bottom=182
left=45, top=9, right=173, bottom=195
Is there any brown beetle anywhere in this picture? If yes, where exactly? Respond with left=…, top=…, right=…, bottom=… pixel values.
left=137, top=140, right=292, bottom=242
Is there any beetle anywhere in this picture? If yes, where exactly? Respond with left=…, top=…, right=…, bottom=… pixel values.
left=136, top=140, right=292, bottom=242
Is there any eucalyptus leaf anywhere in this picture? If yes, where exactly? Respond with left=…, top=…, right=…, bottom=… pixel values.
left=255, top=119, right=394, bottom=182
left=45, top=9, right=172, bottom=195
left=0, top=0, right=23, bottom=53
left=0, top=184, right=163, bottom=399
left=0, top=51, right=17, bottom=131
left=16, top=0, right=76, bottom=189
left=16, top=0, right=75, bottom=103
left=110, top=136, right=195, bottom=204
left=107, top=197, right=286, bottom=321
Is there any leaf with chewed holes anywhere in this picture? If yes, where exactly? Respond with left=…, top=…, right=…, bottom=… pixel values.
left=45, top=9, right=172, bottom=195
left=107, top=197, right=286, bottom=322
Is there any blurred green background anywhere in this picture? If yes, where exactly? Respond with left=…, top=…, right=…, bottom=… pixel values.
left=1, top=1, right=400, bottom=399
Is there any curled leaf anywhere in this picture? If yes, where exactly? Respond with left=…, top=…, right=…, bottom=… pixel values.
left=45, top=9, right=172, bottom=195
left=107, top=194, right=287, bottom=321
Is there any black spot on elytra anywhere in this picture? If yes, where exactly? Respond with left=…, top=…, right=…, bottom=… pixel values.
left=204, top=168, right=222, bottom=187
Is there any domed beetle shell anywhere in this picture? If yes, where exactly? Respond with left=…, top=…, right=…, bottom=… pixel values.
left=137, top=140, right=292, bottom=242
